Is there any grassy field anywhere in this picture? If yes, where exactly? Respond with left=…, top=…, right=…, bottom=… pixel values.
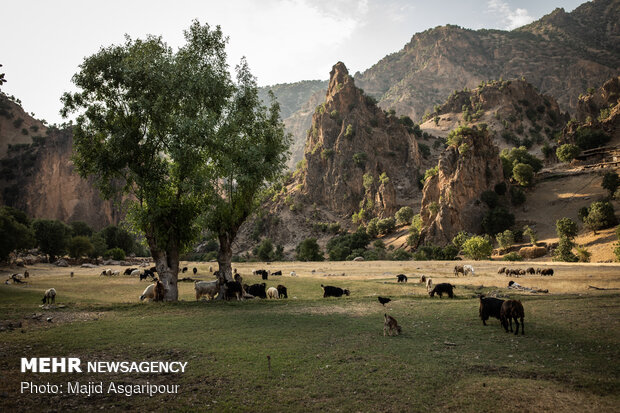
left=1, top=261, right=619, bottom=412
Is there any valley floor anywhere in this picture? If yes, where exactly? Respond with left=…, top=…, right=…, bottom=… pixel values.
left=0, top=261, right=619, bottom=412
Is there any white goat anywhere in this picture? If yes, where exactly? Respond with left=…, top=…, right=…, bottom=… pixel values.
left=194, top=280, right=221, bottom=301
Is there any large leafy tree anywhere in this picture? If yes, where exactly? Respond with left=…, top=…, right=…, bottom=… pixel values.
left=62, top=21, right=289, bottom=301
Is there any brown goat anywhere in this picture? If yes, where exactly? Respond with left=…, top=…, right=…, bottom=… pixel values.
left=383, top=314, right=402, bottom=336
left=500, top=300, right=525, bottom=335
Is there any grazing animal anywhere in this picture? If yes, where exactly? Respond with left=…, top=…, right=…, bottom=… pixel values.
left=463, top=265, right=475, bottom=276
left=139, top=280, right=165, bottom=301
left=454, top=265, right=465, bottom=276
left=526, top=267, right=536, bottom=275
left=396, top=274, right=408, bottom=283
left=429, top=283, right=454, bottom=298
left=182, top=267, right=188, bottom=273
left=111, top=270, right=120, bottom=276
left=247, top=283, right=267, bottom=299
left=383, top=314, right=402, bottom=336
left=193, top=267, right=198, bottom=275
left=150, top=266, right=157, bottom=273
left=540, top=268, right=554, bottom=276
left=208, top=266, right=213, bottom=273
left=23, top=270, right=29, bottom=278
left=194, top=279, right=221, bottom=300
left=378, top=296, right=391, bottom=306
left=426, top=277, right=433, bottom=292
left=500, top=300, right=525, bottom=335
left=11, top=274, right=26, bottom=284
left=479, top=295, right=505, bottom=326
left=267, top=287, right=279, bottom=299
left=70, top=271, right=74, bottom=278
left=100, top=269, right=112, bottom=276
left=42, top=288, right=56, bottom=304
left=124, top=268, right=137, bottom=275
left=225, top=281, right=243, bottom=301
left=130, top=269, right=141, bottom=277
left=321, top=284, right=350, bottom=298
left=255, top=269, right=269, bottom=280
left=290, top=271, right=297, bottom=277
left=420, top=275, right=426, bottom=283
left=277, top=284, right=288, bottom=298
left=498, top=267, right=506, bottom=274
left=272, top=270, right=282, bottom=276
left=140, top=269, right=156, bottom=281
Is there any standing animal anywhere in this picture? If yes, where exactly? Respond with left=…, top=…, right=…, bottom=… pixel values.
left=267, top=287, right=279, bottom=299
left=420, top=275, right=426, bottom=283
left=540, top=268, right=554, bottom=276
left=208, top=265, right=213, bottom=273
left=234, top=273, right=243, bottom=284
left=378, top=296, right=391, bottom=306
left=194, top=279, right=221, bottom=300
left=139, top=280, right=165, bottom=301
left=396, top=274, right=408, bottom=283
left=130, top=269, right=141, bottom=277
left=479, top=295, right=505, bottom=326
left=498, top=267, right=506, bottom=274
left=383, top=314, right=402, bottom=336
left=255, top=269, right=269, bottom=280
left=100, top=269, right=112, bottom=276
left=272, top=270, right=282, bottom=276
left=429, top=283, right=454, bottom=298
left=526, top=267, right=536, bottom=275
left=149, top=266, right=157, bottom=273
left=124, top=268, right=137, bottom=275
left=290, top=271, right=297, bottom=277
left=225, top=281, right=243, bottom=301
left=182, top=267, right=188, bottom=273
left=42, top=288, right=56, bottom=304
left=321, top=284, right=350, bottom=298
left=247, top=283, right=267, bottom=299
left=23, top=270, right=29, bottom=278
left=454, top=265, right=465, bottom=276
left=193, top=267, right=198, bottom=275
left=140, top=269, right=156, bottom=281
left=276, top=284, right=288, bottom=298
left=426, top=277, right=433, bottom=292
left=463, top=265, right=475, bottom=276
left=500, top=300, right=525, bottom=335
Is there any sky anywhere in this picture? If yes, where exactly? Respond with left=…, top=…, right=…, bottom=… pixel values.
left=1, top=0, right=585, bottom=125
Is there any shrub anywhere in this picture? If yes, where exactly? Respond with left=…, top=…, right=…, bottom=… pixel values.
left=574, top=245, right=591, bottom=262
left=68, top=236, right=94, bottom=259
left=326, top=230, right=370, bottom=261
left=583, top=201, right=617, bottom=232
left=574, top=127, right=610, bottom=150
left=377, top=217, right=396, bottom=235
left=510, top=186, right=526, bottom=205
left=363, top=173, right=374, bottom=191
left=482, top=207, right=515, bottom=235
left=418, top=143, right=430, bottom=158
left=70, top=221, right=93, bottom=237
left=556, top=144, right=581, bottom=163
left=406, top=229, right=420, bottom=247
left=512, top=163, right=534, bottom=186
left=523, top=225, right=538, bottom=244
left=379, top=172, right=389, bottom=185
left=320, top=148, right=334, bottom=160
left=395, top=206, right=414, bottom=226
left=344, top=124, right=355, bottom=139
left=428, top=202, right=439, bottom=215
left=104, top=247, right=126, bottom=261
left=353, top=152, right=367, bottom=167
left=462, top=236, right=493, bottom=260
left=556, top=217, right=578, bottom=239
left=452, top=231, right=469, bottom=250
left=496, top=229, right=515, bottom=250
left=366, top=218, right=379, bottom=238
left=390, top=249, right=412, bottom=261
left=503, top=252, right=523, bottom=261
left=296, top=238, right=324, bottom=261
left=480, top=190, right=499, bottom=208
left=553, top=236, right=578, bottom=262
left=541, top=142, right=553, bottom=159
left=413, top=244, right=458, bottom=261
left=602, top=171, right=619, bottom=198
left=411, top=214, right=422, bottom=232
left=422, top=165, right=439, bottom=184
left=253, top=238, right=274, bottom=261
left=32, top=219, right=72, bottom=261
left=494, top=182, right=507, bottom=195
left=89, top=233, right=108, bottom=259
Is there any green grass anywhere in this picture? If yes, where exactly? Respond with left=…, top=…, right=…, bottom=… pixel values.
left=0, top=266, right=619, bottom=412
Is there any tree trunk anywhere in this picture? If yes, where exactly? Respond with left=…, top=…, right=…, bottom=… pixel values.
left=146, top=236, right=179, bottom=302
left=215, top=231, right=235, bottom=300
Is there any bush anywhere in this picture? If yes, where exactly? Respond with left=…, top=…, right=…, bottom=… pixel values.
left=553, top=236, right=578, bottom=262
left=32, top=219, right=72, bottom=261
left=89, top=233, right=108, bottom=259
left=462, top=236, right=493, bottom=260
left=326, top=230, right=370, bottom=261
left=296, top=238, right=324, bottom=261
left=406, top=229, right=420, bottom=247
left=377, top=217, right=396, bottom=235
left=253, top=238, right=274, bottom=261
left=602, top=171, right=619, bottom=198
left=480, top=190, right=499, bottom=208
left=510, top=186, right=526, bottom=206
left=0, top=208, right=35, bottom=261
left=512, top=163, right=534, bottom=187
left=482, top=207, right=515, bottom=235
left=344, top=124, right=355, bottom=139
left=390, top=249, right=412, bottom=261
left=556, top=217, right=578, bottom=239
left=503, top=252, right=523, bottom=261
left=523, top=225, right=538, bottom=244
left=352, top=152, right=367, bottom=167
left=452, top=231, right=469, bottom=250
left=68, top=236, right=94, bottom=259
left=494, top=182, right=507, bottom=195
left=413, top=244, right=458, bottom=261
left=70, top=221, right=93, bottom=237
left=496, top=229, right=515, bottom=250
left=418, top=143, right=430, bottom=158
left=574, top=245, right=591, bottom=262
left=556, top=144, right=581, bottom=163
left=583, top=201, right=617, bottom=232
left=422, top=166, right=439, bottom=184
left=366, top=218, right=379, bottom=238
left=395, top=206, right=414, bottom=226
left=574, top=127, right=610, bottom=150
left=105, top=247, right=126, bottom=260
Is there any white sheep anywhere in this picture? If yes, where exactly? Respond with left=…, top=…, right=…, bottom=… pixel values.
left=130, top=269, right=141, bottom=277
left=290, top=271, right=297, bottom=277
left=266, top=287, right=279, bottom=299
left=42, top=288, right=56, bottom=304
left=426, top=277, right=433, bottom=293
left=100, top=269, right=112, bottom=276
left=464, top=265, right=475, bottom=276
left=194, top=280, right=221, bottom=301
left=111, top=270, right=120, bottom=276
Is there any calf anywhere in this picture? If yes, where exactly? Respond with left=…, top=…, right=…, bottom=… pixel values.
left=428, top=283, right=454, bottom=298
left=247, top=283, right=267, bottom=299
left=479, top=295, right=505, bottom=326
left=321, top=284, right=350, bottom=298
left=396, top=274, right=408, bottom=283
left=500, top=300, right=525, bottom=335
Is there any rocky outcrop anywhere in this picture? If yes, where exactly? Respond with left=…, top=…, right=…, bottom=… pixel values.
left=420, top=126, right=505, bottom=245
left=576, top=76, right=620, bottom=122
left=298, top=62, right=421, bottom=219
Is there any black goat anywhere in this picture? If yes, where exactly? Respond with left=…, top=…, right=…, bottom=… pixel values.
left=479, top=295, right=504, bottom=326
left=321, top=284, right=350, bottom=298
left=396, top=274, right=408, bottom=283
left=277, top=284, right=288, bottom=298
left=500, top=300, right=525, bottom=335
left=428, top=283, right=454, bottom=298
left=247, top=283, right=267, bottom=299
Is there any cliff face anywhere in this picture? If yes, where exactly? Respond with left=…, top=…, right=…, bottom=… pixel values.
left=298, top=62, right=421, bottom=219
left=576, top=76, right=620, bottom=122
left=420, top=127, right=505, bottom=245
left=0, top=95, right=122, bottom=229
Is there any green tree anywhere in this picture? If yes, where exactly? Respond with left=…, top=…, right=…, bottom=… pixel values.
left=0, top=208, right=35, bottom=261
left=395, top=206, right=414, bottom=226
left=295, top=238, right=323, bottom=261
left=61, top=21, right=289, bottom=300
left=68, top=236, right=94, bottom=259
left=554, top=236, right=578, bottom=262
left=377, top=217, right=396, bottom=235
left=480, top=190, right=499, bottom=208
left=462, top=236, right=493, bottom=260
left=496, top=229, right=515, bottom=250
left=89, top=233, right=108, bottom=259
left=253, top=238, right=274, bottom=261
left=482, top=207, right=515, bottom=235
left=523, top=225, right=538, bottom=245
left=105, top=247, right=126, bottom=260
left=32, top=219, right=71, bottom=261
left=602, top=171, right=619, bottom=198
left=556, top=217, right=578, bottom=239
left=70, top=221, right=93, bottom=237
left=512, top=163, right=534, bottom=187
left=583, top=201, right=617, bottom=233
left=556, top=144, right=581, bottom=163
left=366, top=218, right=379, bottom=238
left=451, top=231, right=469, bottom=250
left=101, top=225, right=134, bottom=254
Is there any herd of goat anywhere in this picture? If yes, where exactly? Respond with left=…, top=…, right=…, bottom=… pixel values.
left=31, top=263, right=556, bottom=336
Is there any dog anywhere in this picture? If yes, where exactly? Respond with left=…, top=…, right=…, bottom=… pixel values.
left=383, top=314, right=402, bottom=336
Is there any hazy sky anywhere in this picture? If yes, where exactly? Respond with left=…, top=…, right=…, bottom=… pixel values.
left=1, top=0, right=585, bottom=125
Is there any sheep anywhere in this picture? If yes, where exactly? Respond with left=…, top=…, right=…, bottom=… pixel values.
left=42, top=288, right=56, bottom=304
left=540, top=268, right=554, bottom=276
left=139, top=280, right=165, bottom=301
left=130, top=269, right=141, bottom=277
left=111, top=270, right=120, bottom=276
left=429, top=283, right=454, bottom=298
left=267, top=287, right=279, bottom=299
left=426, top=277, right=433, bottom=293
left=526, top=267, right=536, bottom=275
left=277, top=284, right=288, bottom=298
left=463, top=265, right=475, bottom=276
left=194, top=279, right=221, bottom=300
left=100, top=269, right=112, bottom=276
left=255, top=269, right=268, bottom=280
left=321, top=284, right=350, bottom=298
left=396, top=274, right=408, bottom=283
left=454, top=265, right=465, bottom=276
left=247, top=283, right=267, bottom=299
left=124, top=268, right=137, bottom=275
left=290, top=271, right=297, bottom=277
left=498, top=267, right=506, bottom=274
left=500, top=300, right=525, bottom=335
left=420, top=275, right=426, bottom=283
left=225, top=281, right=243, bottom=301
left=479, top=295, right=504, bottom=326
